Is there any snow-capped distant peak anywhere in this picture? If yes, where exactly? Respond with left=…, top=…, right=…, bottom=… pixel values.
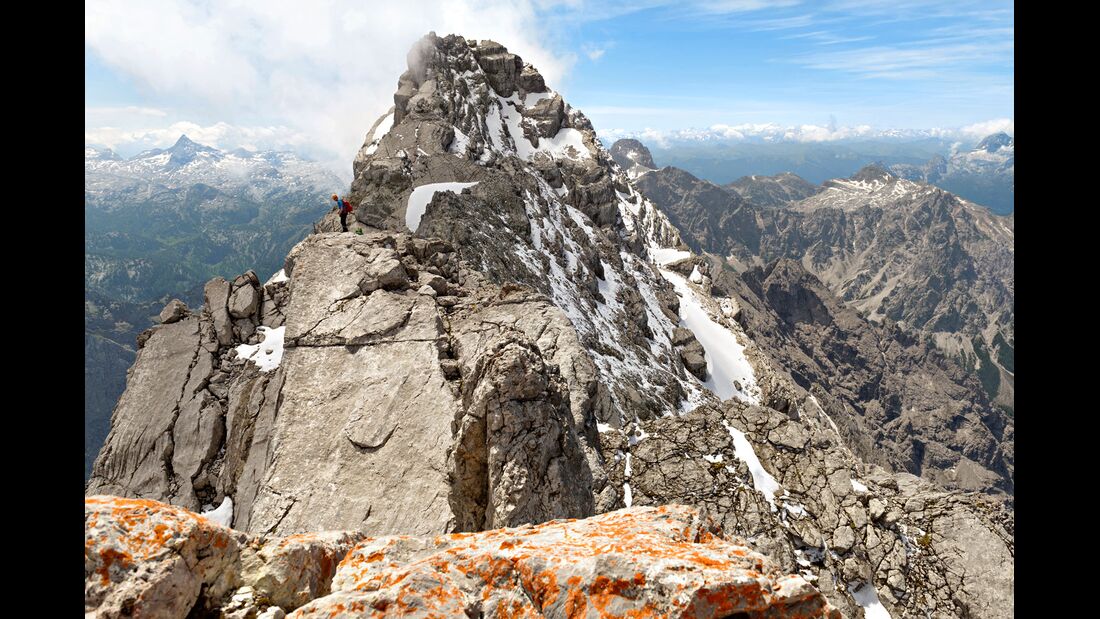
left=974, top=132, right=1013, bottom=153
left=85, top=135, right=345, bottom=194
left=85, top=146, right=122, bottom=161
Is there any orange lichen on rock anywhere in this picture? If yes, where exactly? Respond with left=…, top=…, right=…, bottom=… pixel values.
left=85, top=496, right=240, bottom=582
left=85, top=499, right=840, bottom=618
left=85, top=495, right=246, bottom=618
left=290, top=505, right=842, bottom=618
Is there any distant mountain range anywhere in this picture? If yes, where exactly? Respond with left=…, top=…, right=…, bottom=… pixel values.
left=890, top=132, right=1014, bottom=214
left=84, top=135, right=344, bottom=478
left=605, top=133, right=1014, bottom=214
left=623, top=141, right=1013, bottom=413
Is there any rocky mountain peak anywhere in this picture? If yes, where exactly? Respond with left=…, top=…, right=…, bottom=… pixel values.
left=171, top=134, right=201, bottom=149
left=726, top=171, right=823, bottom=208
left=849, top=163, right=895, bottom=183
left=347, top=32, right=696, bottom=428
left=975, top=132, right=1013, bottom=152
left=609, top=138, right=657, bottom=177
left=85, top=146, right=122, bottom=161
left=165, top=134, right=220, bottom=166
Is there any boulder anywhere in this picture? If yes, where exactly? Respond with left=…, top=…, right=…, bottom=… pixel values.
left=159, top=299, right=189, bottom=324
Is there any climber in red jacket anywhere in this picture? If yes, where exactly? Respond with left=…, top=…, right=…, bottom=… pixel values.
left=332, top=194, right=354, bottom=232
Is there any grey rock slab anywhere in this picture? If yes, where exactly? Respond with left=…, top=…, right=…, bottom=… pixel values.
left=284, top=234, right=414, bottom=344
left=205, top=277, right=234, bottom=346
left=246, top=340, right=458, bottom=536
left=229, top=284, right=260, bottom=319
left=87, top=317, right=203, bottom=500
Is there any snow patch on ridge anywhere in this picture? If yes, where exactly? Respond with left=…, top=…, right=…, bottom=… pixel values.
left=496, top=97, right=591, bottom=161
left=265, top=269, right=288, bottom=285
left=660, top=269, right=759, bottom=403
left=235, top=326, right=285, bottom=372
left=723, top=420, right=781, bottom=511
left=808, top=395, right=842, bottom=438
left=201, top=496, right=234, bottom=528
left=364, top=112, right=395, bottom=155
left=651, top=247, right=691, bottom=266
left=848, top=582, right=892, bottom=618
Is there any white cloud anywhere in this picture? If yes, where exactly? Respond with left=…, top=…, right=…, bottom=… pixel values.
left=596, top=119, right=1011, bottom=144
left=789, top=35, right=1013, bottom=81
left=958, top=118, right=1014, bottom=139
left=85, top=0, right=575, bottom=167
left=586, top=47, right=606, bottom=60
left=695, top=0, right=802, bottom=14
left=85, top=106, right=169, bottom=119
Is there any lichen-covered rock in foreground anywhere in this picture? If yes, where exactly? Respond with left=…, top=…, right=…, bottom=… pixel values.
left=85, top=495, right=247, bottom=618
left=294, top=504, right=841, bottom=618
left=86, top=497, right=840, bottom=618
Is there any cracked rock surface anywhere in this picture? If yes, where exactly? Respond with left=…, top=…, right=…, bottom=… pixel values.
left=91, top=230, right=602, bottom=538
left=87, top=497, right=841, bottom=619
left=603, top=397, right=1013, bottom=618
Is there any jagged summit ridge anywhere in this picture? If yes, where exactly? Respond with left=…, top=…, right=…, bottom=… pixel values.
left=345, top=32, right=734, bottom=430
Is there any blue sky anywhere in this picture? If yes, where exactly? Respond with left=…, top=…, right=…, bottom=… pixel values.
left=86, top=0, right=1013, bottom=168
left=558, top=1, right=1013, bottom=132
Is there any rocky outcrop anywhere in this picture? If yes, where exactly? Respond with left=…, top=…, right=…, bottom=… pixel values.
left=159, top=299, right=190, bottom=324
left=602, top=399, right=1013, bottom=618
left=86, top=496, right=366, bottom=617
left=86, top=496, right=245, bottom=618
left=347, top=32, right=698, bottom=429
left=88, top=267, right=288, bottom=514
left=91, top=229, right=604, bottom=537
left=86, top=497, right=842, bottom=618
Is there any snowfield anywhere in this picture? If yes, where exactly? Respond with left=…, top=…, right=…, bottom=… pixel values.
left=660, top=268, right=760, bottom=404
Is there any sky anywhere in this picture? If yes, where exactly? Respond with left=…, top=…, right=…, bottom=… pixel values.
left=85, top=0, right=1014, bottom=172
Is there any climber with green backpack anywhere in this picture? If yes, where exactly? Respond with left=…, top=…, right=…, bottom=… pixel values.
left=331, top=194, right=354, bottom=232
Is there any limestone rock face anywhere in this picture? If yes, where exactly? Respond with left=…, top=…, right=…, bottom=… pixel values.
left=88, top=262, right=289, bottom=514
left=448, top=335, right=592, bottom=531
left=86, top=497, right=841, bottom=619
left=91, top=229, right=603, bottom=538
